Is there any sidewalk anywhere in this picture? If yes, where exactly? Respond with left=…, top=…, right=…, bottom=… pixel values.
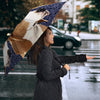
left=62, top=30, right=100, bottom=40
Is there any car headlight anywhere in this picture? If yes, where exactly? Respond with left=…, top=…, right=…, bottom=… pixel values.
left=74, top=36, right=81, bottom=41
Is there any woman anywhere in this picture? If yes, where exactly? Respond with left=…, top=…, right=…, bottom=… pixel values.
left=28, top=27, right=95, bottom=100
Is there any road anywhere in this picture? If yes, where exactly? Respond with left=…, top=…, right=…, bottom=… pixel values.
left=0, top=33, right=100, bottom=100
left=63, top=30, right=100, bottom=40
left=60, top=40, right=100, bottom=100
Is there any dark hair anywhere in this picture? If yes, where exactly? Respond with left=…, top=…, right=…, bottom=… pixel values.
left=27, top=27, right=51, bottom=65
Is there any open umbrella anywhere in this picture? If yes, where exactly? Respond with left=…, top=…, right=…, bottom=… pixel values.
left=3, top=2, right=66, bottom=75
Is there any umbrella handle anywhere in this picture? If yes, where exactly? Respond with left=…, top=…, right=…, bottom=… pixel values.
left=69, top=70, right=71, bottom=79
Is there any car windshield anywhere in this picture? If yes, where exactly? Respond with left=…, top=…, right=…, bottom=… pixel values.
left=50, top=26, right=62, bottom=36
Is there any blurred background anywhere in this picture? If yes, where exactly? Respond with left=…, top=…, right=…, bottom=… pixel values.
left=0, top=0, right=100, bottom=100
left=0, top=0, right=100, bottom=32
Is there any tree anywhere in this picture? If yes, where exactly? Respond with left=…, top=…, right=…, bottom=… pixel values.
left=0, top=0, right=65, bottom=28
left=0, top=0, right=45, bottom=28
left=84, top=0, right=100, bottom=17
left=89, top=0, right=100, bottom=13
left=79, top=0, right=100, bottom=30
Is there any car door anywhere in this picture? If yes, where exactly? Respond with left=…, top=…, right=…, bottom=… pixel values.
left=51, top=29, right=64, bottom=46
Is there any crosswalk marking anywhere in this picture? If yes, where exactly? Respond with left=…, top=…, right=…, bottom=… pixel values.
left=89, top=69, right=100, bottom=74
left=0, top=72, right=36, bottom=75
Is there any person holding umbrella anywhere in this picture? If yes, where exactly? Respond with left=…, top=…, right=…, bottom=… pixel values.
left=27, top=26, right=95, bottom=100
left=3, top=2, right=96, bottom=100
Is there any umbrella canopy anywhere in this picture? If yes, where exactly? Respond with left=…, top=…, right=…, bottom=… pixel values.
left=3, top=2, right=66, bottom=75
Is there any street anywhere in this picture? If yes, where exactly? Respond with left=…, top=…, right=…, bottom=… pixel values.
left=0, top=32, right=100, bottom=100
left=61, top=40, right=100, bottom=100
left=0, top=0, right=100, bottom=100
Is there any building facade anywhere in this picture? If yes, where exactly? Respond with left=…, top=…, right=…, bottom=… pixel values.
left=57, top=0, right=91, bottom=24
left=72, top=0, right=91, bottom=24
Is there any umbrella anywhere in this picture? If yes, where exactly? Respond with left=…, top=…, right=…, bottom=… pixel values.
left=3, top=2, right=66, bottom=75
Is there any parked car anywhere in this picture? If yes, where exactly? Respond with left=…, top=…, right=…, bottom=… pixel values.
left=49, top=25, right=81, bottom=49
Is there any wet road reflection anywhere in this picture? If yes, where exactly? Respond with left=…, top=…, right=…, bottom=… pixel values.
left=0, top=40, right=100, bottom=100
left=58, top=40, right=100, bottom=100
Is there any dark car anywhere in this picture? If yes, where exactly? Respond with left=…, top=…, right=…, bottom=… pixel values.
left=49, top=25, right=81, bottom=49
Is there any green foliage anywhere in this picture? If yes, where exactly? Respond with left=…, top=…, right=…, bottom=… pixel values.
left=80, top=0, right=100, bottom=28
left=0, top=0, right=45, bottom=28
left=88, top=0, right=100, bottom=10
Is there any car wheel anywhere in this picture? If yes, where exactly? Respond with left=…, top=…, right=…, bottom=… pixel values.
left=64, top=40, right=73, bottom=49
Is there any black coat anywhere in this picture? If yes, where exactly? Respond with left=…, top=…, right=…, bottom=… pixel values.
left=68, top=23, right=72, bottom=31
left=33, top=46, right=87, bottom=100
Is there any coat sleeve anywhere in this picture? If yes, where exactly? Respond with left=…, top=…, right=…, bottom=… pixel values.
left=52, top=50, right=87, bottom=64
left=58, top=54, right=87, bottom=64
left=38, top=49, right=67, bottom=81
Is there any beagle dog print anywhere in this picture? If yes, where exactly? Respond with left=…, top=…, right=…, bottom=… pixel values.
left=3, top=2, right=65, bottom=75
left=3, top=8, right=49, bottom=74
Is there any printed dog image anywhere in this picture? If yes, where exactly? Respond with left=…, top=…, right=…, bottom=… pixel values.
left=3, top=8, right=49, bottom=74
left=3, top=2, right=65, bottom=75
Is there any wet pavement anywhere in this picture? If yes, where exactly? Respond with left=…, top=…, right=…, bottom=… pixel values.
left=63, top=30, right=100, bottom=40
left=0, top=39, right=100, bottom=100
left=65, top=40, right=100, bottom=100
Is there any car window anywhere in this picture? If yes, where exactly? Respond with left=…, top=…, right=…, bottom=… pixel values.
left=52, top=29, right=57, bottom=34
left=51, top=28, right=61, bottom=35
left=53, top=33, right=59, bottom=36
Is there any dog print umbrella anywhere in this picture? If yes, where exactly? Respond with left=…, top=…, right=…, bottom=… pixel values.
left=3, top=2, right=66, bottom=75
